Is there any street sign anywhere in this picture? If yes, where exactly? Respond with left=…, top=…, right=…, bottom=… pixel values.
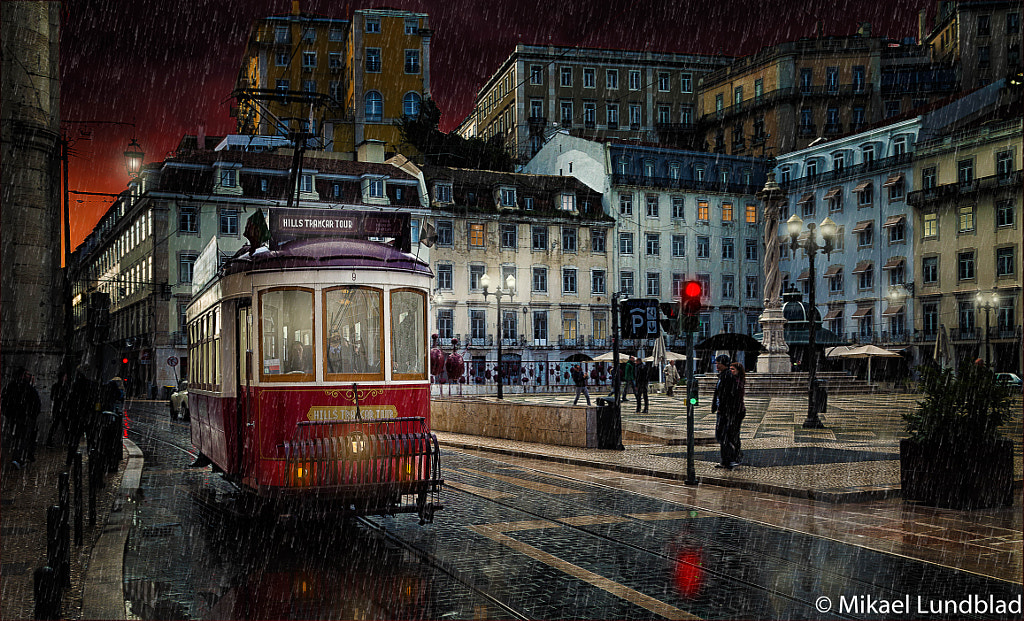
left=140, top=350, right=151, bottom=365
left=620, top=298, right=660, bottom=339
left=167, top=356, right=179, bottom=367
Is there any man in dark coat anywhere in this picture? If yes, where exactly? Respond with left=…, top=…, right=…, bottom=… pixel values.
left=634, top=359, right=650, bottom=413
left=45, top=366, right=73, bottom=448
left=65, top=371, right=99, bottom=465
left=711, top=355, right=741, bottom=468
left=2, top=367, right=41, bottom=469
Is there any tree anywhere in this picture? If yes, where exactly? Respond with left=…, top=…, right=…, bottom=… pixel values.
left=396, top=98, right=514, bottom=172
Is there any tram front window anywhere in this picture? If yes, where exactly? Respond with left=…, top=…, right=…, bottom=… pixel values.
left=260, top=288, right=314, bottom=380
left=391, top=289, right=426, bottom=379
left=324, top=286, right=383, bottom=379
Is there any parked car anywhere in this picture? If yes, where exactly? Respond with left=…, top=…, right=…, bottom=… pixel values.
left=169, top=381, right=189, bottom=420
left=995, top=373, right=1023, bottom=392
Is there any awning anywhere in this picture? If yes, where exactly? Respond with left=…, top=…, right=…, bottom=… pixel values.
left=882, top=214, right=906, bottom=227
left=852, top=220, right=873, bottom=232
left=852, top=306, right=873, bottom=318
left=824, top=264, right=843, bottom=277
left=797, top=192, right=815, bottom=204
left=882, top=173, right=905, bottom=187
left=882, top=304, right=905, bottom=316
left=852, top=260, right=873, bottom=274
left=882, top=256, right=905, bottom=270
left=797, top=269, right=810, bottom=281
left=824, top=307, right=844, bottom=320
left=852, top=181, right=872, bottom=193
left=823, top=187, right=843, bottom=200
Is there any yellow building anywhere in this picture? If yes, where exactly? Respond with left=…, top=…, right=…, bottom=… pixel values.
left=909, top=117, right=1022, bottom=373
left=234, top=3, right=430, bottom=158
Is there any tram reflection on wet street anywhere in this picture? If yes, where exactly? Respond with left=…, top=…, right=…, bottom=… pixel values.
left=124, top=403, right=1021, bottom=620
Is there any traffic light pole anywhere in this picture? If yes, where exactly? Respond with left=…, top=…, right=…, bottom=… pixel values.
left=684, top=329, right=697, bottom=485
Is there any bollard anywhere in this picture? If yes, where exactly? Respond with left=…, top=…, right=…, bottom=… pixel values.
left=88, top=449, right=100, bottom=526
left=45, top=505, right=69, bottom=590
left=56, top=473, right=71, bottom=587
left=72, top=452, right=83, bottom=546
left=33, top=566, right=61, bottom=620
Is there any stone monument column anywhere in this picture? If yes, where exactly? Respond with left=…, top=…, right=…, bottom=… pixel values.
left=1, top=2, right=64, bottom=392
left=756, top=172, right=791, bottom=373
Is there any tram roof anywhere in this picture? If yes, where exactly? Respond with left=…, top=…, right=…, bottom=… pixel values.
left=224, top=238, right=432, bottom=277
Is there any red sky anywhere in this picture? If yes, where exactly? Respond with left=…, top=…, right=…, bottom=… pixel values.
left=61, top=0, right=933, bottom=252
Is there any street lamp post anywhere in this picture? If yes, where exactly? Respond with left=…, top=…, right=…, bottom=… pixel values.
left=787, top=214, right=837, bottom=429
left=123, top=139, right=145, bottom=177
left=975, top=289, right=999, bottom=367
left=481, top=273, right=516, bottom=399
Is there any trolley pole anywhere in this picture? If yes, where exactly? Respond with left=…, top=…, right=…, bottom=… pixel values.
left=684, top=329, right=697, bottom=485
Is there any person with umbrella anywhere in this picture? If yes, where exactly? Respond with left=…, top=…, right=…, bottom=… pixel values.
left=711, top=355, right=741, bottom=469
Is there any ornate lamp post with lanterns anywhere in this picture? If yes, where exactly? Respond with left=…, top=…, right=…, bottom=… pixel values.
left=123, top=138, right=144, bottom=177
left=756, top=172, right=793, bottom=373
left=481, top=273, right=516, bottom=399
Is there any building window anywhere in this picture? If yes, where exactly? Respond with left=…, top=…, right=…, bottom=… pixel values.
left=829, top=270, right=844, bottom=294
left=958, top=159, right=974, bottom=184
left=645, top=194, right=659, bottom=218
left=629, top=104, right=641, bottom=127
left=563, top=268, right=577, bottom=294
left=220, top=209, right=238, bottom=236
left=533, top=310, right=548, bottom=342
left=365, top=17, right=380, bottom=33
left=299, top=174, right=313, bottom=193
left=365, top=48, right=381, bottom=72
left=996, top=200, right=1015, bottom=227
left=722, top=274, right=735, bottom=299
left=500, top=223, right=517, bottom=249
left=745, top=239, right=758, bottom=261
left=301, top=51, right=317, bottom=70
left=365, top=91, right=383, bottom=122
left=629, top=70, right=641, bottom=90
left=922, top=212, right=937, bottom=238
left=562, top=227, right=578, bottom=252
left=606, top=103, right=619, bottom=129
left=499, top=187, right=516, bottom=207
left=746, top=275, right=759, bottom=300
left=275, top=24, right=290, bottom=43
left=179, top=206, right=198, bottom=233
left=583, top=67, right=596, bottom=88
left=560, top=100, right=573, bottom=125
left=697, top=200, right=709, bottom=221
left=403, top=92, right=422, bottom=117
left=958, top=251, right=975, bottom=280
left=591, top=229, right=606, bottom=253
left=857, top=183, right=873, bottom=206
left=620, top=271, right=634, bottom=296
left=276, top=51, right=289, bottom=67
left=959, top=302, right=976, bottom=334
left=858, top=265, right=873, bottom=290
left=562, top=311, right=578, bottom=341
left=532, top=226, right=548, bottom=251
left=435, top=220, right=454, bottom=247
left=670, top=195, right=685, bottom=219
left=722, top=202, right=734, bottom=222
left=721, top=237, right=735, bottom=260
left=996, top=150, right=1013, bottom=178
left=657, top=105, right=671, bottom=124
left=959, top=205, right=976, bottom=232
left=996, top=247, right=1015, bottom=277
left=857, top=223, right=873, bottom=247
left=429, top=263, right=451, bottom=292
left=179, top=253, right=197, bottom=283
left=888, top=219, right=905, bottom=243
left=922, top=256, right=938, bottom=284
left=532, top=267, right=548, bottom=293
left=220, top=169, right=237, bottom=188
left=592, top=270, right=606, bottom=295
left=559, top=66, right=573, bottom=87
left=469, top=309, right=486, bottom=340
left=368, top=178, right=384, bottom=198
left=672, top=235, right=685, bottom=257
left=619, top=232, right=634, bottom=255
left=434, top=183, right=452, bottom=204
left=561, top=194, right=576, bottom=212
left=646, top=233, right=660, bottom=256
left=696, top=235, right=710, bottom=259
left=606, top=69, right=619, bottom=89
left=469, top=223, right=485, bottom=248
left=646, top=272, right=660, bottom=297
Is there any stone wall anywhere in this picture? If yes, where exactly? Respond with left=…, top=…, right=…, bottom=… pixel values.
left=431, top=397, right=598, bottom=448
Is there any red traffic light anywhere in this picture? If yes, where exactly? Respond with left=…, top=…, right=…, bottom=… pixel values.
left=122, top=358, right=129, bottom=364
left=680, top=280, right=703, bottom=316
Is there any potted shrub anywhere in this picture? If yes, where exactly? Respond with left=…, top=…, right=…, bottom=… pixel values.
left=901, top=362, right=1017, bottom=509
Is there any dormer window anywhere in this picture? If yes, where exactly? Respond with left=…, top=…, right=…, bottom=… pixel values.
left=369, top=178, right=384, bottom=198
left=221, top=169, right=237, bottom=188
left=434, top=183, right=452, bottom=203
left=499, top=187, right=516, bottom=207
left=560, top=193, right=576, bottom=212
left=299, top=174, right=313, bottom=193
left=332, top=183, right=341, bottom=198
left=694, top=164, right=706, bottom=182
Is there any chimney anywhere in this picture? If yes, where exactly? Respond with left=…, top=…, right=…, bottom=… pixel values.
left=918, top=9, right=928, bottom=44
left=857, top=22, right=872, bottom=37
left=292, top=1, right=300, bottom=16
left=356, top=139, right=385, bottom=163
left=197, top=124, right=206, bottom=150
left=816, top=20, right=824, bottom=39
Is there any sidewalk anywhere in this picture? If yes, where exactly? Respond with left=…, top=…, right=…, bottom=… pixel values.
left=1, top=438, right=142, bottom=620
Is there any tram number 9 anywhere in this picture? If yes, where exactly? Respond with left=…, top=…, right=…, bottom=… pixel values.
left=351, top=271, right=357, bottom=281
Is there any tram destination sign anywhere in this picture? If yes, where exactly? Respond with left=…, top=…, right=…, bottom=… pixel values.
left=270, top=208, right=411, bottom=252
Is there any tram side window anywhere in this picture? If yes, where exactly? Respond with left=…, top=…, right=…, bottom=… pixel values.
left=324, top=286, right=383, bottom=379
left=391, top=289, right=426, bottom=379
left=188, top=307, right=221, bottom=390
left=260, top=289, right=315, bottom=380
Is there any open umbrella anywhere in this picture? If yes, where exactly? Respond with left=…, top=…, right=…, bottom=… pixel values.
left=695, top=333, right=764, bottom=351
left=644, top=350, right=686, bottom=362
left=825, top=344, right=902, bottom=384
left=593, top=351, right=631, bottom=362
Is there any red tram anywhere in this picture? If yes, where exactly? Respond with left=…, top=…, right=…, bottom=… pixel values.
left=185, top=209, right=442, bottom=523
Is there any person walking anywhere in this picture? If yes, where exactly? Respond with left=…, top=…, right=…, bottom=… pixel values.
left=634, top=359, right=650, bottom=413
left=730, top=362, right=748, bottom=464
left=44, top=366, right=73, bottom=448
left=571, top=364, right=591, bottom=406
left=711, top=355, right=741, bottom=469
left=3, top=367, right=41, bottom=469
left=621, top=357, right=635, bottom=403
left=65, top=370, right=98, bottom=465
left=664, top=362, right=679, bottom=397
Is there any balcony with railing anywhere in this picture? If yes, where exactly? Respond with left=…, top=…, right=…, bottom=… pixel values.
left=611, top=171, right=761, bottom=195
left=700, top=84, right=874, bottom=124
left=780, top=152, right=913, bottom=191
left=908, top=171, right=1023, bottom=206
